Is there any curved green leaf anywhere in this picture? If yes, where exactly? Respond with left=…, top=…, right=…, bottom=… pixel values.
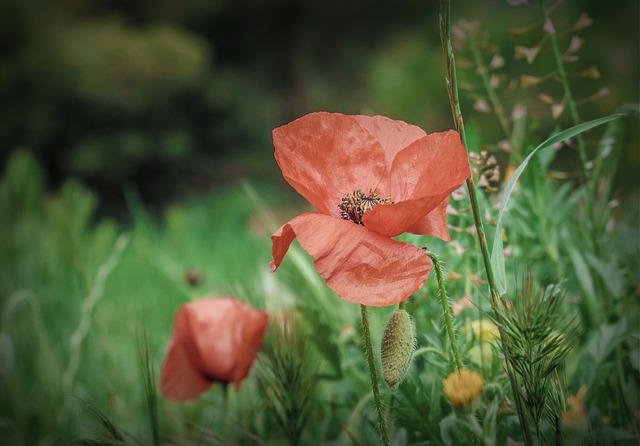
left=490, top=114, right=625, bottom=294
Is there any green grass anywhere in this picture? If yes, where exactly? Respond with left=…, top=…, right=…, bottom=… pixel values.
left=0, top=151, right=280, bottom=444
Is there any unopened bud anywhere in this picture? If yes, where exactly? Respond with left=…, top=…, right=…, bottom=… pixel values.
left=381, top=309, right=416, bottom=389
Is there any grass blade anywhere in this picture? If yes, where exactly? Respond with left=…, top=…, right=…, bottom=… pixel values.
left=490, top=114, right=625, bottom=293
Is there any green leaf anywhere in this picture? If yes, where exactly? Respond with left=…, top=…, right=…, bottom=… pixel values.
left=439, top=412, right=467, bottom=446
left=630, top=347, right=640, bottom=374
left=585, top=252, right=624, bottom=298
left=569, top=248, right=597, bottom=327
left=586, top=319, right=628, bottom=365
left=575, top=319, right=628, bottom=385
left=490, top=114, right=625, bottom=294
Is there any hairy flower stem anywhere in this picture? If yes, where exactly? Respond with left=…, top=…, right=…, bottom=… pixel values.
left=440, top=1, right=533, bottom=444
left=426, top=251, right=463, bottom=371
left=360, top=304, right=390, bottom=446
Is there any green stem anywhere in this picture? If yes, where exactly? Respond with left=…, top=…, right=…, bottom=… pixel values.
left=468, top=412, right=495, bottom=446
left=360, top=304, right=390, bottom=446
left=467, top=34, right=512, bottom=145
left=62, top=233, right=130, bottom=393
left=440, top=2, right=533, bottom=445
left=543, top=3, right=591, bottom=191
left=222, top=383, right=229, bottom=439
left=426, top=251, right=463, bottom=371
left=439, top=0, right=499, bottom=306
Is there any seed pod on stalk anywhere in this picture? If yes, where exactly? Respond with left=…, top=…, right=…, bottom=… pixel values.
left=380, top=309, right=416, bottom=389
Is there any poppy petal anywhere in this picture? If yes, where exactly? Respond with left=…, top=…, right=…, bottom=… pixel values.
left=187, top=298, right=267, bottom=390
left=161, top=339, right=213, bottom=401
left=406, top=198, right=450, bottom=240
left=273, top=112, right=386, bottom=218
left=364, top=196, right=451, bottom=239
left=390, top=130, right=469, bottom=201
left=353, top=115, right=427, bottom=169
left=160, top=306, right=213, bottom=401
left=362, top=131, right=469, bottom=237
left=270, top=213, right=431, bottom=306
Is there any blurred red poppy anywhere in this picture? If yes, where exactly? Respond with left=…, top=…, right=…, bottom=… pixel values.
left=270, top=112, right=469, bottom=306
left=160, top=297, right=268, bottom=401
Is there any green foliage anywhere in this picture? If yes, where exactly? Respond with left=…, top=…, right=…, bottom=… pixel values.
left=0, top=150, right=276, bottom=444
left=493, top=275, right=579, bottom=442
left=257, top=313, right=318, bottom=446
left=490, top=113, right=623, bottom=294
left=53, top=19, right=209, bottom=109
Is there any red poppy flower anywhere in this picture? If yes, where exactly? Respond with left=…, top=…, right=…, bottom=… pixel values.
left=160, top=297, right=268, bottom=401
left=270, top=112, right=470, bottom=306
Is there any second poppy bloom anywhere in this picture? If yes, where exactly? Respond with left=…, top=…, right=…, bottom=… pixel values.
left=270, top=112, right=470, bottom=306
left=160, top=297, right=268, bottom=401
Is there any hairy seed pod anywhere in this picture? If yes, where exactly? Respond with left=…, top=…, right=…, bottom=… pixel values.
left=381, top=309, right=416, bottom=389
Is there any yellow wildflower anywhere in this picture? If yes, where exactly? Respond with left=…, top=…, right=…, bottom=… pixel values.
left=562, top=385, right=589, bottom=437
left=470, top=319, right=500, bottom=342
left=442, top=369, right=484, bottom=411
left=465, top=320, right=500, bottom=367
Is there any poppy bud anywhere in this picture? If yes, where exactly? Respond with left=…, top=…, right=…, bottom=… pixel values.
left=380, top=309, right=416, bottom=389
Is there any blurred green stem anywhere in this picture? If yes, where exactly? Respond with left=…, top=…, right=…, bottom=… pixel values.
left=222, top=384, right=229, bottom=440
left=426, top=251, right=463, bottom=371
left=467, top=34, right=511, bottom=147
left=467, top=412, right=495, bottom=446
left=439, top=1, right=532, bottom=444
left=543, top=4, right=590, bottom=192
left=360, top=304, right=390, bottom=446
left=62, top=233, right=130, bottom=393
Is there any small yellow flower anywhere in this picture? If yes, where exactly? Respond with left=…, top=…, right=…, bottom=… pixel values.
left=442, top=369, right=484, bottom=411
left=469, top=320, right=500, bottom=342
left=562, top=385, right=589, bottom=437
left=464, top=320, right=500, bottom=367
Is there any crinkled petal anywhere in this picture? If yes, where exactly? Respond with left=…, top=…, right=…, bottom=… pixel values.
left=390, top=130, right=469, bottom=201
left=273, top=112, right=386, bottom=217
left=362, top=131, right=469, bottom=237
left=353, top=115, right=427, bottom=171
left=270, top=213, right=431, bottom=306
left=364, top=196, right=451, bottom=239
left=405, top=198, right=450, bottom=240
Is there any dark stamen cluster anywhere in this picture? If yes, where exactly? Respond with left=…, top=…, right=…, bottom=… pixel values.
left=339, top=189, right=392, bottom=225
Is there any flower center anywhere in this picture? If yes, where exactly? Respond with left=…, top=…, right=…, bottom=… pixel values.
left=338, top=189, right=392, bottom=225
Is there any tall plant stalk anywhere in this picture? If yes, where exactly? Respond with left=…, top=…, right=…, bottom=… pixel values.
left=360, top=304, right=390, bottom=446
left=439, top=1, right=533, bottom=444
left=542, top=2, right=590, bottom=191
left=426, top=251, right=463, bottom=371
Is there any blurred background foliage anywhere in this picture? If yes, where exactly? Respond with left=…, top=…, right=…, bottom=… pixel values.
left=1, top=0, right=636, bottom=215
